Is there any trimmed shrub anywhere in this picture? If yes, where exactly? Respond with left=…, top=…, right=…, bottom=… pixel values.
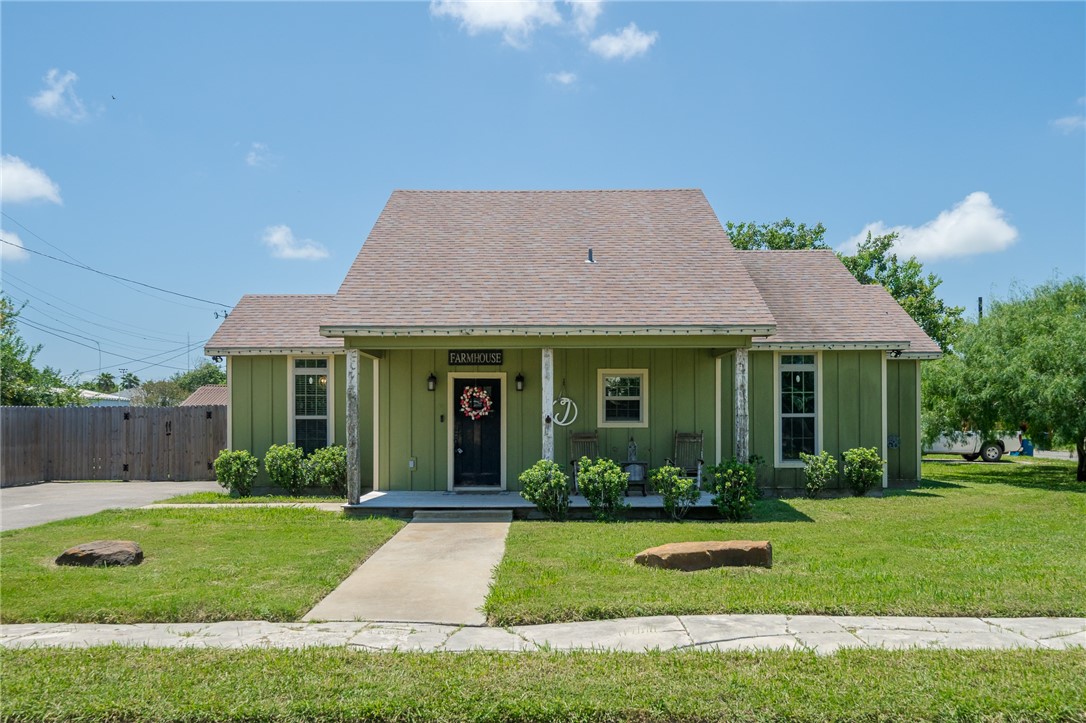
left=704, top=458, right=759, bottom=521
left=577, top=457, right=630, bottom=522
left=518, top=460, right=570, bottom=521
left=842, top=447, right=885, bottom=496
left=306, top=446, right=348, bottom=496
left=799, top=450, right=837, bottom=498
left=213, top=449, right=258, bottom=497
left=265, top=443, right=306, bottom=494
left=650, top=465, right=701, bottom=520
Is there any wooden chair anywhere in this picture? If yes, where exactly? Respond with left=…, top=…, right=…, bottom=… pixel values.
left=569, top=431, right=598, bottom=494
left=666, top=431, right=705, bottom=488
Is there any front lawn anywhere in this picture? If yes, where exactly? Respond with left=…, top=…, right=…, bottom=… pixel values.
left=2, top=647, right=1082, bottom=722
left=486, top=458, right=1086, bottom=625
left=0, top=508, right=403, bottom=623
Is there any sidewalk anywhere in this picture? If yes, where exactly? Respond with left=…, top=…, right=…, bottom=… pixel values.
left=3, top=616, right=1082, bottom=654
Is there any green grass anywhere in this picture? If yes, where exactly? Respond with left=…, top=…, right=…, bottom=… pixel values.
left=2, top=648, right=1082, bottom=722
left=0, top=508, right=403, bottom=623
left=486, top=458, right=1086, bottom=625
left=155, top=491, right=346, bottom=504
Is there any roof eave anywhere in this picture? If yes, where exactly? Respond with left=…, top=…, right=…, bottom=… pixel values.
left=319, top=324, right=777, bottom=338
left=204, top=346, right=344, bottom=356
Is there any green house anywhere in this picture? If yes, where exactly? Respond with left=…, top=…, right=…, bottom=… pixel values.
left=206, top=190, right=940, bottom=503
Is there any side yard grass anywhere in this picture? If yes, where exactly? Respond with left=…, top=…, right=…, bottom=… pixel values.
left=0, top=508, right=403, bottom=623
left=486, top=458, right=1086, bottom=625
left=3, top=647, right=1083, bottom=722
left=154, top=491, right=345, bottom=504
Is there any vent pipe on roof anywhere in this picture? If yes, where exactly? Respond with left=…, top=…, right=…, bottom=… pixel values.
left=586, top=248, right=595, bottom=264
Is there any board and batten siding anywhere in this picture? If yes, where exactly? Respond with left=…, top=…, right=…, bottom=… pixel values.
left=750, top=350, right=887, bottom=494
left=886, top=359, right=921, bottom=483
left=229, top=354, right=368, bottom=488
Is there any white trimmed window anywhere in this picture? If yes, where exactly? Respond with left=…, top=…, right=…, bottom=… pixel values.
left=597, top=369, right=649, bottom=428
left=779, top=354, right=817, bottom=462
left=293, top=358, right=328, bottom=454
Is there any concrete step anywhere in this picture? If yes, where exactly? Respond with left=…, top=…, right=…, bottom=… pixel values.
left=412, top=509, right=513, bottom=523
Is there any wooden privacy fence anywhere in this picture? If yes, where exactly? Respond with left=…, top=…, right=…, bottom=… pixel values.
left=1, top=406, right=226, bottom=486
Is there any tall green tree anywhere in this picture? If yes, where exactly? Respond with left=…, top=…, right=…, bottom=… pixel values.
left=926, top=278, right=1086, bottom=481
left=89, top=372, right=118, bottom=393
left=132, top=380, right=188, bottom=407
left=725, top=219, right=964, bottom=350
left=172, top=360, right=226, bottom=394
left=120, top=371, right=141, bottom=389
left=0, top=295, right=83, bottom=407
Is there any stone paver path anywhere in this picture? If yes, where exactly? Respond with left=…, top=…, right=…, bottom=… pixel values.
left=2, top=616, right=1082, bottom=654
left=302, top=510, right=512, bottom=626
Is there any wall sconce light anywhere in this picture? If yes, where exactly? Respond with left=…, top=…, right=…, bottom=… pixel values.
left=515, top=373, right=525, bottom=392
left=427, top=373, right=437, bottom=392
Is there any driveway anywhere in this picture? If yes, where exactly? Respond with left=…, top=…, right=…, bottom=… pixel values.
left=1, top=480, right=222, bottom=531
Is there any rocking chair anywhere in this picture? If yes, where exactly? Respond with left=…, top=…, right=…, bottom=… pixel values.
left=569, top=431, right=598, bottom=494
left=666, top=431, right=705, bottom=488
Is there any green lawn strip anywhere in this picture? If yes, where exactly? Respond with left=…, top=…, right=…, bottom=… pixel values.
left=2, top=648, right=1082, bottom=722
left=154, top=491, right=345, bottom=504
left=0, top=508, right=402, bottom=623
left=487, top=458, right=1086, bottom=625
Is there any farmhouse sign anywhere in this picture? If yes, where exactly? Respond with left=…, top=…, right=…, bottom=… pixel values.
left=448, top=350, right=504, bottom=366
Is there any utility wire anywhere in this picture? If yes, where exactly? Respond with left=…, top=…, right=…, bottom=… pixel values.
left=1, top=237, right=231, bottom=308
left=15, top=317, right=204, bottom=373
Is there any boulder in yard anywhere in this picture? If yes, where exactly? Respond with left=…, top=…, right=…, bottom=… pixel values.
left=634, top=540, right=771, bottom=571
left=55, top=540, right=144, bottom=567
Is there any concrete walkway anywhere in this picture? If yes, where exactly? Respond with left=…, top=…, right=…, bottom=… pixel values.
left=3, top=616, right=1082, bottom=654
left=302, top=510, right=512, bottom=626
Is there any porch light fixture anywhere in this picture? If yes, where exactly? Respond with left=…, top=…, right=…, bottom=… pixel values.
left=427, top=373, right=437, bottom=392
left=515, top=373, right=525, bottom=391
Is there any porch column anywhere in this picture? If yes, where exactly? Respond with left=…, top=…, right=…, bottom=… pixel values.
left=735, top=347, right=750, bottom=463
left=542, top=347, right=554, bottom=461
left=345, top=348, right=362, bottom=505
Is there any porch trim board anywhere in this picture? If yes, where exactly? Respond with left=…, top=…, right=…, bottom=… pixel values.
left=446, top=371, right=508, bottom=491
left=346, top=348, right=362, bottom=504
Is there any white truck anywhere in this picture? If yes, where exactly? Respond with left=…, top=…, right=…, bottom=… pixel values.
left=923, top=431, right=1023, bottom=462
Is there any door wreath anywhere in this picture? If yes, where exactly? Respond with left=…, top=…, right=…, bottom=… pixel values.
left=459, top=385, right=493, bottom=420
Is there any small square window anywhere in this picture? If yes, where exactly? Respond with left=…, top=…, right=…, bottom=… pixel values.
left=597, top=369, right=648, bottom=428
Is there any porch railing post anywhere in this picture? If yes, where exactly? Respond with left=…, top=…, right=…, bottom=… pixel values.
left=542, top=348, right=554, bottom=461
left=735, top=347, right=750, bottom=463
left=346, top=348, right=362, bottom=504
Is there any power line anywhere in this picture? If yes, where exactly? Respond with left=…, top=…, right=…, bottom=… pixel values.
left=15, top=317, right=204, bottom=373
left=1, top=237, right=231, bottom=308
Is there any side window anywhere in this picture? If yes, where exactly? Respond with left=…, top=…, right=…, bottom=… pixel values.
left=780, top=354, right=816, bottom=461
left=294, top=358, right=328, bottom=454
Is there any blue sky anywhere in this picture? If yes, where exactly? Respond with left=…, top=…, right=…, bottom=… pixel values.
left=2, top=1, right=1083, bottom=382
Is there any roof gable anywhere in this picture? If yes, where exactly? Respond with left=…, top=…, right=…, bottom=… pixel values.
left=323, top=190, right=776, bottom=335
left=206, top=295, right=343, bottom=353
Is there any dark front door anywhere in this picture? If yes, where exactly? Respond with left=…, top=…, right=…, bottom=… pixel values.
left=453, top=377, right=502, bottom=487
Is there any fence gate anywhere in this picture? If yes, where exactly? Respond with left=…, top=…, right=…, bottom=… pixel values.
left=0, top=406, right=226, bottom=486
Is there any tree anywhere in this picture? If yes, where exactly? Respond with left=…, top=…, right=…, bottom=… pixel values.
left=120, top=371, right=141, bottom=389
left=89, top=372, right=118, bottom=393
left=1, top=295, right=83, bottom=407
left=172, top=360, right=226, bottom=394
left=724, top=219, right=965, bottom=350
left=132, top=380, right=188, bottom=407
left=926, top=278, right=1086, bottom=481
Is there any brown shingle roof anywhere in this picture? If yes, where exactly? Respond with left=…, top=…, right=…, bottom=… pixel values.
left=322, top=190, right=776, bottom=334
left=179, top=385, right=228, bottom=406
left=205, top=295, right=343, bottom=352
left=740, top=250, right=939, bottom=354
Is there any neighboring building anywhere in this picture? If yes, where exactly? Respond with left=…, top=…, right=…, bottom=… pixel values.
left=180, top=385, right=228, bottom=407
left=76, top=389, right=131, bottom=407
left=207, top=190, right=940, bottom=502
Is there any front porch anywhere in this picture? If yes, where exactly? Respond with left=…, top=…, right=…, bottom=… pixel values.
left=344, top=489, right=722, bottom=520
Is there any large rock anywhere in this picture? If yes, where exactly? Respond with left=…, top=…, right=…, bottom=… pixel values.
left=634, top=540, right=771, bottom=571
left=56, top=540, right=143, bottom=567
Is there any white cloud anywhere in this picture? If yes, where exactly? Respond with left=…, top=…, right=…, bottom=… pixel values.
left=245, top=142, right=279, bottom=168
left=261, top=225, right=329, bottom=260
left=588, top=22, right=657, bottom=60
left=567, top=0, right=602, bottom=35
left=29, top=69, right=88, bottom=122
left=547, top=71, right=577, bottom=86
left=0, top=229, right=30, bottom=263
left=840, top=192, right=1018, bottom=262
left=1051, top=115, right=1086, bottom=134
left=0, top=155, right=62, bottom=204
left=431, top=0, right=561, bottom=47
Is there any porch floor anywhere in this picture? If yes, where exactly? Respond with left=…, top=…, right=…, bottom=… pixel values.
left=346, top=489, right=719, bottom=519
